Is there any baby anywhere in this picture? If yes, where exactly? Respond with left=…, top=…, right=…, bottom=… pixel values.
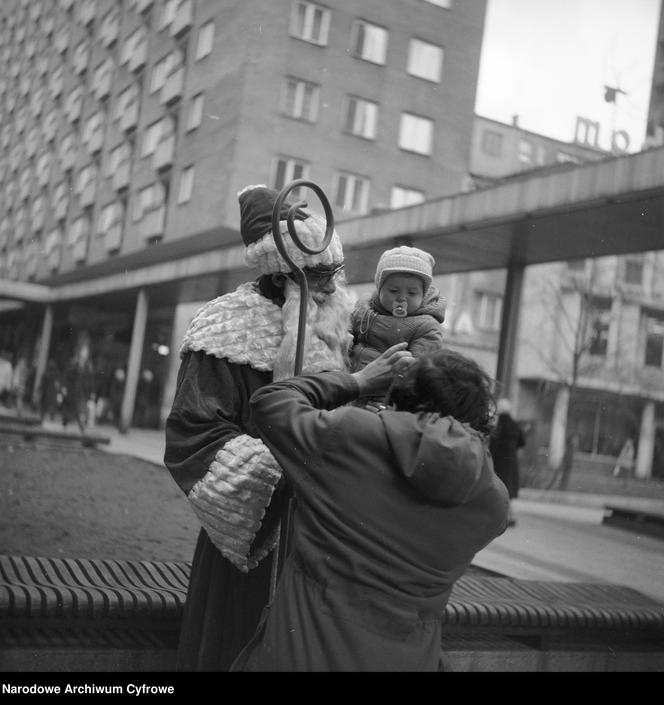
left=349, top=245, right=446, bottom=375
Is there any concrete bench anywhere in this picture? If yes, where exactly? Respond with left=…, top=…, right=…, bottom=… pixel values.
left=0, top=423, right=110, bottom=449
left=1, top=554, right=663, bottom=672
left=602, top=504, right=664, bottom=540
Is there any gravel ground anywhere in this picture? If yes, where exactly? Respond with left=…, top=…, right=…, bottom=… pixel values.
left=0, top=441, right=199, bottom=563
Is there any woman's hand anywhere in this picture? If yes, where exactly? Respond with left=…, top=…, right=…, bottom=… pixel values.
left=352, top=343, right=415, bottom=397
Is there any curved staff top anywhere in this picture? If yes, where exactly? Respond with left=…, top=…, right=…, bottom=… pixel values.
left=268, top=179, right=337, bottom=598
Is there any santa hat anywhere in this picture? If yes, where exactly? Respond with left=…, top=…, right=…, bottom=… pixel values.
left=374, top=246, right=434, bottom=292
left=238, top=184, right=344, bottom=275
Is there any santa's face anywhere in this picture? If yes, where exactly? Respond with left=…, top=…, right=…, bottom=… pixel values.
left=272, top=272, right=355, bottom=380
left=301, top=263, right=345, bottom=304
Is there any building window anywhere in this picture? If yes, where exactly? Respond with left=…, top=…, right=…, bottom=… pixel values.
left=351, top=20, right=388, bottom=64
left=177, top=165, right=194, bottom=203
left=624, top=257, right=644, bottom=286
left=644, top=313, right=664, bottom=368
left=334, top=171, right=369, bottom=214
left=141, top=120, right=162, bottom=156
left=195, top=20, right=214, bottom=60
left=588, top=298, right=611, bottom=357
left=518, top=139, right=533, bottom=163
left=398, top=113, right=433, bottom=155
left=273, top=156, right=310, bottom=196
left=151, top=54, right=170, bottom=93
left=98, top=201, right=121, bottom=235
left=106, top=141, right=131, bottom=177
left=187, top=92, right=204, bottom=131
left=390, top=186, right=425, bottom=208
left=344, top=96, right=377, bottom=139
left=134, top=181, right=165, bottom=221
left=121, top=26, right=147, bottom=65
left=150, top=48, right=184, bottom=93
left=115, top=83, right=140, bottom=121
left=158, top=0, right=178, bottom=30
left=482, top=129, right=502, bottom=156
left=281, top=77, right=319, bottom=122
left=289, top=1, right=330, bottom=46
left=407, top=38, right=443, bottom=83
left=477, top=292, right=502, bottom=331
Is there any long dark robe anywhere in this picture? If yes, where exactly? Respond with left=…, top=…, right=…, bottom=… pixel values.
left=163, top=350, right=288, bottom=670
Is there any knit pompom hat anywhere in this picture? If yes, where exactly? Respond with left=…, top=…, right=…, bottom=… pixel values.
left=238, top=184, right=344, bottom=275
left=374, top=246, right=434, bottom=292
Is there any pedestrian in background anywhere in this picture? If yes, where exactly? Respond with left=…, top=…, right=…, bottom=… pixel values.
left=40, top=359, right=62, bottom=424
left=489, top=397, right=525, bottom=527
left=613, top=438, right=635, bottom=479
left=61, top=343, right=96, bottom=433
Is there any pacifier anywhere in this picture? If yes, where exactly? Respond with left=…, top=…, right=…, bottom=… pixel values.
left=392, top=302, right=407, bottom=318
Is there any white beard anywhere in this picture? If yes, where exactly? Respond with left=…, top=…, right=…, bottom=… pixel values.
left=272, top=278, right=356, bottom=381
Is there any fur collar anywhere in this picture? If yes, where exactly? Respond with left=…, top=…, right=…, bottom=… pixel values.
left=180, top=282, right=284, bottom=371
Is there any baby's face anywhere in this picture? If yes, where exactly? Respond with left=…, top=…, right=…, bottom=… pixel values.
left=379, top=273, right=425, bottom=317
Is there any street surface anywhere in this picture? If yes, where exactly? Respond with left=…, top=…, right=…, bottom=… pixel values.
left=474, top=498, right=664, bottom=604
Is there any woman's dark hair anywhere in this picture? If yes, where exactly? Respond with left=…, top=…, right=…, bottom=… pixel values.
left=387, top=349, right=496, bottom=435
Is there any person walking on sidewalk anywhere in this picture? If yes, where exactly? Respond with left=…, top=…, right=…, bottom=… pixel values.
left=489, top=397, right=525, bottom=527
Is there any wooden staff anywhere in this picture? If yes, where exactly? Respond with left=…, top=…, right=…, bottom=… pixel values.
left=268, top=179, right=336, bottom=600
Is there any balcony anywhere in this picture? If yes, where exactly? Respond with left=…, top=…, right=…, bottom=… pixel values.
left=32, top=209, right=45, bottom=232
left=60, top=146, right=77, bottom=172
left=80, top=181, right=97, bottom=207
left=134, top=0, right=154, bottom=14
left=73, top=47, right=89, bottom=75
left=50, top=72, right=64, bottom=98
left=138, top=205, right=165, bottom=240
left=170, top=0, right=193, bottom=38
left=37, top=165, right=51, bottom=188
left=120, top=101, right=139, bottom=133
left=100, top=14, right=119, bottom=47
left=112, top=161, right=131, bottom=191
left=152, top=134, right=175, bottom=171
left=105, top=222, right=123, bottom=252
left=24, top=250, right=38, bottom=278
left=128, top=43, right=147, bottom=73
left=88, top=130, right=104, bottom=156
left=94, top=72, right=112, bottom=101
left=160, top=67, right=184, bottom=106
left=78, top=0, right=97, bottom=27
left=73, top=235, right=88, bottom=263
left=54, top=197, right=69, bottom=221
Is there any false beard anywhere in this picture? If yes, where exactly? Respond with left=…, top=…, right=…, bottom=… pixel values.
left=272, top=278, right=356, bottom=381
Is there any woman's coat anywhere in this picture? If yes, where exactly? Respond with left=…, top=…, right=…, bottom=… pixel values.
left=236, top=371, right=509, bottom=672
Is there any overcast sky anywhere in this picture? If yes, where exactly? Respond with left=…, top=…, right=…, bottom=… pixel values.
left=475, top=0, right=662, bottom=153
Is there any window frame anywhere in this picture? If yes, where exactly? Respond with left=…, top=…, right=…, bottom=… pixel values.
left=406, top=38, right=443, bottom=83
left=398, top=112, right=434, bottom=156
left=344, top=95, right=378, bottom=139
left=351, top=19, right=388, bottom=65
left=289, top=1, right=331, bottom=46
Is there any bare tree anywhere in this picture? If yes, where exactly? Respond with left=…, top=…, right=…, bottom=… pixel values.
left=522, top=259, right=628, bottom=490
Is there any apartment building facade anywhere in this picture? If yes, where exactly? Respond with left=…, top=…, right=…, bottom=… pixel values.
left=0, top=0, right=487, bottom=428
